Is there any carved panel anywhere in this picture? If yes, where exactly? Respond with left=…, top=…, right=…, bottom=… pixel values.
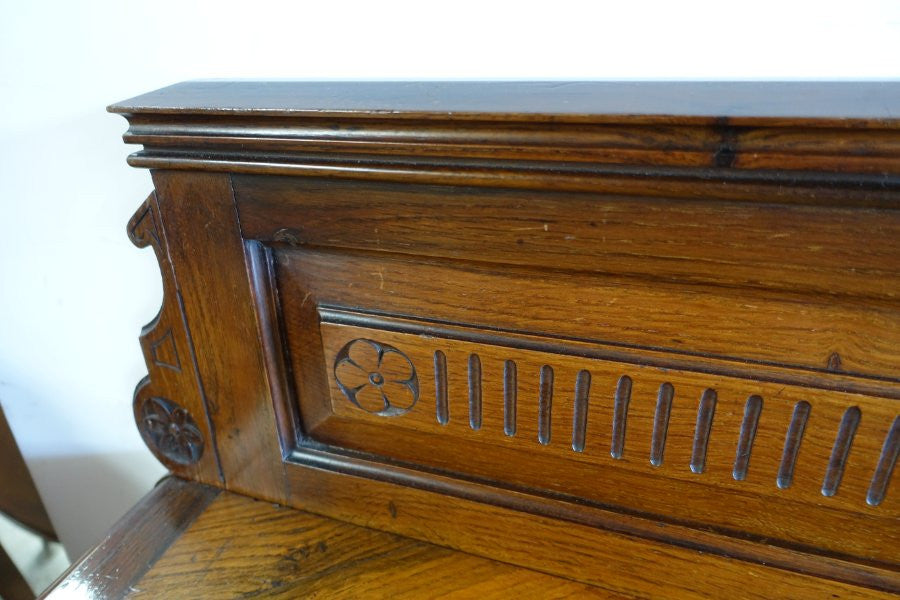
left=293, top=306, right=900, bottom=562
left=317, top=310, right=898, bottom=507
left=127, top=195, right=221, bottom=480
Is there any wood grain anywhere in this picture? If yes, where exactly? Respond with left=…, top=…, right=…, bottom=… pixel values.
left=151, top=171, right=285, bottom=503
left=40, top=477, right=218, bottom=600
left=127, top=193, right=222, bottom=484
left=301, top=315, right=898, bottom=562
left=102, top=82, right=900, bottom=597
left=284, top=460, right=899, bottom=599
left=118, top=114, right=900, bottom=175
left=275, top=247, right=900, bottom=389
left=129, top=487, right=621, bottom=599
left=110, top=82, right=900, bottom=205
left=41, top=477, right=897, bottom=599
left=236, top=176, right=900, bottom=300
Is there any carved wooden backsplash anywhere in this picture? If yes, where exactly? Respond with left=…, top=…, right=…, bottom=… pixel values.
left=109, top=83, right=900, bottom=595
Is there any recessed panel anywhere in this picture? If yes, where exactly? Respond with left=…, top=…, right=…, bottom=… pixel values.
left=270, top=246, right=899, bottom=562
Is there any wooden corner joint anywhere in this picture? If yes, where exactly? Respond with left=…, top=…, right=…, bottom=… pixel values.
left=127, top=194, right=206, bottom=471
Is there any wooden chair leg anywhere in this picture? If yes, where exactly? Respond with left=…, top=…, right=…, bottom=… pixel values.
left=0, top=542, right=33, bottom=600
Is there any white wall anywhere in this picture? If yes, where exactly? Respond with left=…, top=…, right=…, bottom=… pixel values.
left=1, top=0, right=898, bottom=559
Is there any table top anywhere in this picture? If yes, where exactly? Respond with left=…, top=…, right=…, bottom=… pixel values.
left=109, top=80, right=900, bottom=126
left=41, top=478, right=897, bottom=599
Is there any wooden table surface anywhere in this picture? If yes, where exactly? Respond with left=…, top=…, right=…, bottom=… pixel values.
left=44, top=478, right=622, bottom=599
left=42, top=477, right=896, bottom=599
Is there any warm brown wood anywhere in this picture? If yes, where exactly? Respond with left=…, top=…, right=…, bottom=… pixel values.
left=68, top=82, right=900, bottom=597
left=150, top=171, right=286, bottom=503
left=272, top=243, right=900, bottom=383
left=38, top=478, right=898, bottom=599
left=117, top=115, right=900, bottom=175
left=284, top=462, right=899, bottom=598
left=109, top=82, right=900, bottom=206
left=299, top=318, right=898, bottom=561
left=40, top=477, right=218, bottom=599
left=129, top=485, right=623, bottom=599
left=268, top=245, right=899, bottom=563
left=127, top=194, right=222, bottom=484
left=46, top=477, right=894, bottom=599
left=284, top=453, right=900, bottom=593
left=236, top=176, right=900, bottom=301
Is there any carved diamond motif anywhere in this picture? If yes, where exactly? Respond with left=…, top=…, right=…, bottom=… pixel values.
left=150, top=328, right=181, bottom=372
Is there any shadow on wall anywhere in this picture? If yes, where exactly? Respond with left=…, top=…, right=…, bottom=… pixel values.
left=0, top=512, right=70, bottom=595
left=0, top=106, right=169, bottom=558
left=27, top=452, right=166, bottom=558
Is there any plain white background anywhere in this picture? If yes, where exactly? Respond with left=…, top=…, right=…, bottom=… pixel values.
left=1, top=0, right=899, bottom=560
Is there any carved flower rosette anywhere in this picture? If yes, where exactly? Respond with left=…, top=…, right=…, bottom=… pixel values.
left=334, top=339, right=419, bottom=417
left=139, top=396, right=204, bottom=466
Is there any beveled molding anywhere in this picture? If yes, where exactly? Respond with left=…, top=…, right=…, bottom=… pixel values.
left=117, top=114, right=900, bottom=178
left=127, top=195, right=222, bottom=481
left=109, top=82, right=900, bottom=208
left=118, top=146, right=900, bottom=209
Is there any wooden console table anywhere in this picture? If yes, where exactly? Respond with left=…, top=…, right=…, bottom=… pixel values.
left=45, top=82, right=899, bottom=598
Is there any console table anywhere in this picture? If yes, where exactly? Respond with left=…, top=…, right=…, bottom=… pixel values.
left=44, top=82, right=899, bottom=598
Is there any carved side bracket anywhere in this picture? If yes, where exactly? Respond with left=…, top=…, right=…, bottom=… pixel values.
left=128, top=194, right=218, bottom=479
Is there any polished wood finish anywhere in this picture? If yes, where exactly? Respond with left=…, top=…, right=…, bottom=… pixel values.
left=41, top=477, right=218, bottom=599
left=109, top=82, right=900, bottom=199
left=127, top=196, right=221, bottom=484
left=285, top=466, right=899, bottom=598
left=131, top=482, right=619, bottom=599
left=48, top=478, right=898, bottom=599
left=303, top=316, right=898, bottom=560
left=47, top=82, right=900, bottom=597
left=150, top=171, right=286, bottom=503
left=237, top=176, right=900, bottom=300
